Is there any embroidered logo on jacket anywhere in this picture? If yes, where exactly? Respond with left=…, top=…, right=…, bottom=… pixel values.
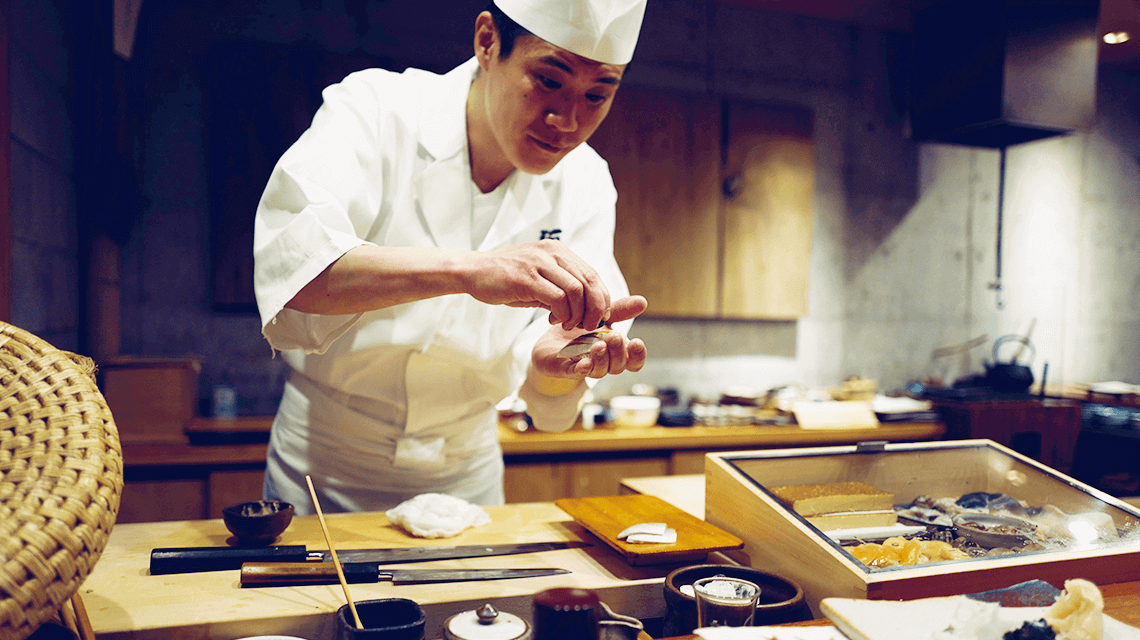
left=540, top=229, right=562, bottom=240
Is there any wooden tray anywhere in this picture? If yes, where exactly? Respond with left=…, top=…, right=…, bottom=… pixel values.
left=555, top=494, right=743, bottom=566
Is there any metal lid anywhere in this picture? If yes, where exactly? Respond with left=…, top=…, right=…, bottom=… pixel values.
left=444, top=605, right=532, bottom=640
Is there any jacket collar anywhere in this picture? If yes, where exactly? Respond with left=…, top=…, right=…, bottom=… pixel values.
left=417, top=58, right=477, bottom=162
left=415, top=57, right=555, bottom=251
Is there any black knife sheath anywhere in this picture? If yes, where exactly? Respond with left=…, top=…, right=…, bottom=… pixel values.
left=150, top=545, right=311, bottom=575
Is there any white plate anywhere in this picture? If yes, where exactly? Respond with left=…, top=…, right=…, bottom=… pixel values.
left=821, top=596, right=1140, bottom=640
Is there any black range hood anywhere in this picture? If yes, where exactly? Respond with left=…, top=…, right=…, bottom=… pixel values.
left=910, top=0, right=1102, bottom=148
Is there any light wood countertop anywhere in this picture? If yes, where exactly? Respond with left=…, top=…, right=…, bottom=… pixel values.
left=82, top=502, right=702, bottom=639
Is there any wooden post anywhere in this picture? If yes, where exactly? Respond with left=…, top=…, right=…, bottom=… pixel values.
left=0, top=0, right=11, bottom=322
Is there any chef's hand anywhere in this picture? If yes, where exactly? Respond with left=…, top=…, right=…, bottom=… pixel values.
left=532, top=295, right=648, bottom=382
left=455, top=240, right=612, bottom=331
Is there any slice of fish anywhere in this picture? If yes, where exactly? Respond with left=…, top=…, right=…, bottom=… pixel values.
left=617, top=522, right=668, bottom=539
left=557, top=329, right=613, bottom=360
left=626, top=528, right=677, bottom=544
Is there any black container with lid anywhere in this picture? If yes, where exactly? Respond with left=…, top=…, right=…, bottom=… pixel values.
left=532, top=588, right=600, bottom=640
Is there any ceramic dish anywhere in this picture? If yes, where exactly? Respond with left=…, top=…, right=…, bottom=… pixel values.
left=952, top=512, right=1036, bottom=548
left=222, top=500, right=295, bottom=545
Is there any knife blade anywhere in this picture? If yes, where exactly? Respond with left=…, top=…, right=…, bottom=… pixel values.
left=149, top=540, right=591, bottom=575
left=239, top=562, right=570, bottom=587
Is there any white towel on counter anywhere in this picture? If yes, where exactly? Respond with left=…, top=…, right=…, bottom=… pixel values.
left=385, top=492, right=492, bottom=538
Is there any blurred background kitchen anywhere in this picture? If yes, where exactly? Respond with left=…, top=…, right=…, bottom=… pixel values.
left=5, top=0, right=1140, bottom=520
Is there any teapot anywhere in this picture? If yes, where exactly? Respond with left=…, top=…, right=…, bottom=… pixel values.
left=983, top=334, right=1035, bottom=394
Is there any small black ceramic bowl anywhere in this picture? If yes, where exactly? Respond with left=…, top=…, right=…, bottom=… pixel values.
left=222, top=499, right=294, bottom=545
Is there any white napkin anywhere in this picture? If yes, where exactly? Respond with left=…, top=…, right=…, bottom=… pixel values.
left=695, top=627, right=846, bottom=640
left=385, top=493, right=492, bottom=538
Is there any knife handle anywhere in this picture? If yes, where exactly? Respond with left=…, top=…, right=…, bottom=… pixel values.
left=240, top=562, right=379, bottom=587
left=150, top=545, right=311, bottom=575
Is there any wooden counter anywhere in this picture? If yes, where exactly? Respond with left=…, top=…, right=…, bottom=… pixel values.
left=87, top=482, right=1140, bottom=639
left=82, top=502, right=696, bottom=640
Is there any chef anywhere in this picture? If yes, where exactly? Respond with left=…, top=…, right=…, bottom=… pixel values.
left=252, top=0, right=650, bottom=513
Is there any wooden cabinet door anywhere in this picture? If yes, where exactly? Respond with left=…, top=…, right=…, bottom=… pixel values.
left=721, top=104, right=815, bottom=319
left=590, top=88, right=814, bottom=319
left=589, top=87, right=721, bottom=317
left=118, top=479, right=207, bottom=523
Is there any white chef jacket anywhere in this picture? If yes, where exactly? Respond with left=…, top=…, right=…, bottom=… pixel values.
left=252, top=57, right=630, bottom=513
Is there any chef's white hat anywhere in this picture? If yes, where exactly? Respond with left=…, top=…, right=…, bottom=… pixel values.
left=493, top=0, right=647, bottom=65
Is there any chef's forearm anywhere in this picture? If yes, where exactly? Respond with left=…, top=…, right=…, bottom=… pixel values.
left=286, top=245, right=467, bottom=315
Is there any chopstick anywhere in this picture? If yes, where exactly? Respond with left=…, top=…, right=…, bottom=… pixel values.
left=305, top=475, right=362, bottom=630
left=58, top=592, right=95, bottom=640
left=70, top=592, right=96, bottom=640
left=59, top=598, right=79, bottom=637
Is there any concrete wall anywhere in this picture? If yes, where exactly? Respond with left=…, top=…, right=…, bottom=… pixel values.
left=7, top=0, right=79, bottom=351
left=16, top=0, right=1137, bottom=413
left=838, top=72, right=1140, bottom=400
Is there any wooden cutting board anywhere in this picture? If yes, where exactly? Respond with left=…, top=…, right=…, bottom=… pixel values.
left=555, top=494, right=744, bottom=566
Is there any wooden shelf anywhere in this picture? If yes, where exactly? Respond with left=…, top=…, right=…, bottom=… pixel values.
left=122, top=442, right=268, bottom=467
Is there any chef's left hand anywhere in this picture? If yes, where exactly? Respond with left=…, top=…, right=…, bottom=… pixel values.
left=532, top=295, right=648, bottom=380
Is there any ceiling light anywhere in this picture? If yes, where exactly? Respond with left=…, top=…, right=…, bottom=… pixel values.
left=1103, top=31, right=1131, bottom=44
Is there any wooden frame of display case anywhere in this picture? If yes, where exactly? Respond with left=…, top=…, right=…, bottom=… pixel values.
left=705, top=439, right=1140, bottom=615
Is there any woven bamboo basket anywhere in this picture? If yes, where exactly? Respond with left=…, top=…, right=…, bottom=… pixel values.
left=0, top=321, right=123, bottom=639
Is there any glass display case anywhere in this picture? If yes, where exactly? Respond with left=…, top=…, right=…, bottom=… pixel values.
left=704, top=439, right=1140, bottom=614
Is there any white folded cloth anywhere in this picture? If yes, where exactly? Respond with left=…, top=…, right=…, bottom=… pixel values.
left=385, top=493, right=492, bottom=538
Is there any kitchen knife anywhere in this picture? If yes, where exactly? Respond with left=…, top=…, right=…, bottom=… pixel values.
left=240, top=562, right=570, bottom=587
left=149, top=540, right=591, bottom=575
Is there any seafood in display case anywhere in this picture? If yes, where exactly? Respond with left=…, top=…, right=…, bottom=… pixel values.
left=704, top=439, right=1140, bottom=614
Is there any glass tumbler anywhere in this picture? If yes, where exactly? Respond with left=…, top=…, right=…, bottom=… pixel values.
left=693, top=576, right=761, bottom=627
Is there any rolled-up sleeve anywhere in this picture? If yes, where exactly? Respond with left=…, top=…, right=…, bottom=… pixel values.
left=253, top=72, right=391, bottom=353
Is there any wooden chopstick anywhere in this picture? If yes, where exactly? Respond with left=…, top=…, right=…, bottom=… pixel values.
left=58, top=598, right=79, bottom=637
left=305, top=475, right=362, bottom=630
left=71, top=592, right=96, bottom=640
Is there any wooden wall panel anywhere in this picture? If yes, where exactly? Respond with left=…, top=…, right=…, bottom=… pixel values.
left=720, top=104, right=815, bottom=319
left=504, top=462, right=570, bottom=503
left=0, top=0, right=10, bottom=323
left=589, top=87, right=721, bottom=317
left=208, top=469, right=268, bottom=519
left=565, top=456, right=669, bottom=497
left=118, top=479, right=208, bottom=524
left=591, top=88, right=815, bottom=320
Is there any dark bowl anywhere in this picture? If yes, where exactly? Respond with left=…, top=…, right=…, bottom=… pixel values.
left=662, top=564, right=811, bottom=636
left=338, top=598, right=425, bottom=640
left=952, top=513, right=1036, bottom=549
left=222, top=500, right=294, bottom=545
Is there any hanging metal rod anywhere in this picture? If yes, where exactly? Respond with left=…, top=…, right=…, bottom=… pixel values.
left=987, top=146, right=1007, bottom=310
